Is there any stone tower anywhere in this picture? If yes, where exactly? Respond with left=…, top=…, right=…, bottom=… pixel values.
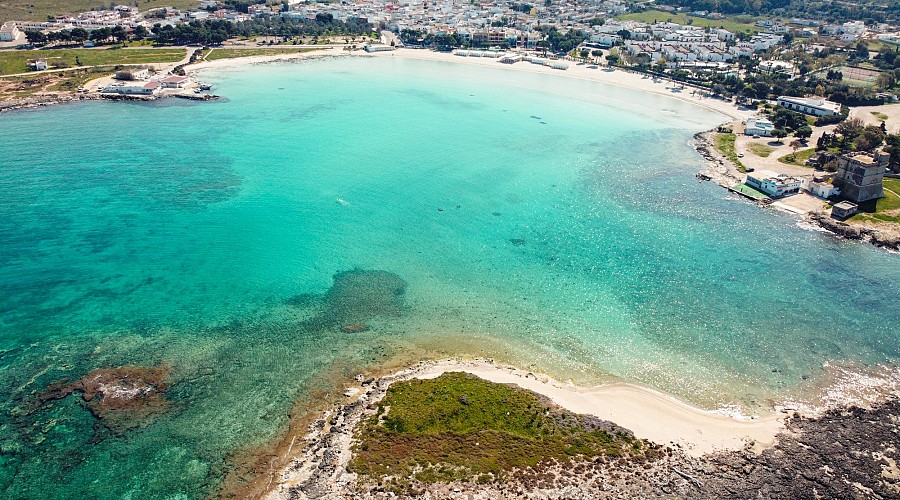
left=833, top=151, right=888, bottom=203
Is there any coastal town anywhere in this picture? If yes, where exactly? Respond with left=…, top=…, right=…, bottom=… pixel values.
left=1, top=2, right=900, bottom=499
left=1, top=0, right=899, bottom=247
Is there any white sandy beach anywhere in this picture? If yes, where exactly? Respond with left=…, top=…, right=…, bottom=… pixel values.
left=263, top=358, right=787, bottom=499
left=186, top=46, right=753, bottom=122
left=414, top=360, right=783, bottom=457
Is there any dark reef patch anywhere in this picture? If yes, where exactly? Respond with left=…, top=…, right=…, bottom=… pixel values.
left=38, top=365, right=172, bottom=433
left=294, top=269, right=408, bottom=331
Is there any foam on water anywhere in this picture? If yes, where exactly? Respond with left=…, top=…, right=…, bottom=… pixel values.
left=0, top=56, right=897, bottom=498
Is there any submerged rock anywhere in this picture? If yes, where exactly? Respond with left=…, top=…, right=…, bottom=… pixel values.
left=321, top=269, right=407, bottom=325
left=39, top=365, right=171, bottom=432
left=340, top=324, right=369, bottom=333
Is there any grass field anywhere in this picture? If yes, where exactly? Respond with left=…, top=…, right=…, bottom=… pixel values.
left=0, top=65, right=110, bottom=99
left=617, top=10, right=762, bottom=33
left=0, top=0, right=200, bottom=22
left=850, top=177, right=900, bottom=224
left=203, top=47, right=317, bottom=62
left=777, top=148, right=816, bottom=166
left=0, top=48, right=185, bottom=75
left=714, top=132, right=746, bottom=172
left=748, top=143, right=775, bottom=157
left=349, top=373, right=656, bottom=493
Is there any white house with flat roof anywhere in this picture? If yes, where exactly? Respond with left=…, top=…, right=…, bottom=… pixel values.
left=777, top=96, right=841, bottom=117
left=745, top=170, right=801, bottom=197
left=800, top=177, right=840, bottom=199
left=743, top=116, right=774, bottom=136
left=0, top=22, right=21, bottom=42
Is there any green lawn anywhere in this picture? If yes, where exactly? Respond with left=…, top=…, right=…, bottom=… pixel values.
left=748, top=143, right=775, bottom=157
left=777, top=148, right=816, bottom=167
left=0, top=48, right=185, bottom=75
left=617, top=10, right=762, bottom=33
left=203, top=47, right=317, bottom=61
left=849, top=177, right=900, bottom=224
left=714, top=132, right=746, bottom=172
left=0, top=0, right=200, bottom=22
left=349, top=373, right=657, bottom=493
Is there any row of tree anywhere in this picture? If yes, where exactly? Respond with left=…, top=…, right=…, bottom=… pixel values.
left=26, top=15, right=374, bottom=48
left=26, top=25, right=148, bottom=45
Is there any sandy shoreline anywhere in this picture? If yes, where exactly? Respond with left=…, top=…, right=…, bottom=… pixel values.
left=414, top=360, right=782, bottom=455
left=185, top=46, right=752, bottom=123
left=261, top=358, right=786, bottom=499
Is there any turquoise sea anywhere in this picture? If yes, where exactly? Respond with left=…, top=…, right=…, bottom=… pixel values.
left=0, top=56, right=898, bottom=498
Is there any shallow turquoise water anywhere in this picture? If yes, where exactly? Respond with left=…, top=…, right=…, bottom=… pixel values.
left=0, top=56, right=898, bottom=498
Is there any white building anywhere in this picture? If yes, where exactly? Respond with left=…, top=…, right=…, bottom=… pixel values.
left=28, top=59, right=48, bottom=70
left=743, top=116, right=774, bottom=136
left=746, top=170, right=801, bottom=197
left=103, top=81, right=161, bottom=95
left=364, top=44, right=394, bottom=52
left=777, top=96, right=841, bottom=117
left=160, top=75, right=190, bottom=88
left=800, top=177, right=841, bottom=199
left=0, top=21, right=21, bottom=41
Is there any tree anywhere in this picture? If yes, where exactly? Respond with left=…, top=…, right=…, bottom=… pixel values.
left=654, top=57, right=667, bottom=73
left=132, top=25, right=149, bottom=40
left=634, top=52, right=651, bottom=70
left=855, top=125, right=885, bottom=151
left=790, top=139, right=803, bottom=154
left=835, top=117, right=864, bottom=139
left=795, top=125, right=813, bottom=140
left=605, top=53, right=619, bottom=66
left=579, top=48, right=589, bottom=59
left=25, top=30, right=47, bottom=46
left=875, top=72, right=895, bottom=90
left=772, top=128, right=788, bottom=142
left=885, top=134, right=900, bottom=171
left=111, top=26, right=127, bottom=44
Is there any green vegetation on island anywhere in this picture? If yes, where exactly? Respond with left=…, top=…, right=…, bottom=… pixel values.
left=349, top=372, right=656, bottom=493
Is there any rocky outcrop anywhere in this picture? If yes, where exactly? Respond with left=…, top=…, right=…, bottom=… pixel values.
left=39, top=365, right=172, bottom=432
left=0, top=93, right=99, bottom=113
left=808, top=212, right=900, bottom=252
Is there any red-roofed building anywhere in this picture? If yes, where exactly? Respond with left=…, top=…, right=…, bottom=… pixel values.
left=160, top=76, right=191, bottom=89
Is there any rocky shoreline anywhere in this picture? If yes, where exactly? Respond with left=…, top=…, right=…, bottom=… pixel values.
left=0, top=92, right=101, bottom=113
left=692, top=129, right=900, bottom=252
left=261, top=359, right=900, bottom=499
left=0, top=90, right=219, bottom=114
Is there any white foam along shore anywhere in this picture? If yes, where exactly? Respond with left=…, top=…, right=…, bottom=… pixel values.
left=186, top=46, right=752, bottom=123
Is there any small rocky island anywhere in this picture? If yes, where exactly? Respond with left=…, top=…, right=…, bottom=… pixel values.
left=267, top=367, right=900, bottom=499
